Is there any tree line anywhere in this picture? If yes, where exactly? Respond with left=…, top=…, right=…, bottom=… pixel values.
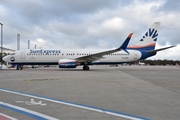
left=139, top=59, right=180, bottom=66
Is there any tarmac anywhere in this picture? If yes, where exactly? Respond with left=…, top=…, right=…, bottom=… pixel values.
left=0, top=65, right=180, bottom=120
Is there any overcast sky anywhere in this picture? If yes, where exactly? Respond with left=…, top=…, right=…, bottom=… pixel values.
left=0, top=0, right=180, bottom=60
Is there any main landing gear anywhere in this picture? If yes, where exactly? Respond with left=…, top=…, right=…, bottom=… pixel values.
left=83, top=65, right=89, bottom=70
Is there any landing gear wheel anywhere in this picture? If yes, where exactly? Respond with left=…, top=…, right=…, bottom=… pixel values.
left=16, top=66, right=19, bottom=70
left=83, top=65, right=89, bottom=70
left=20, top=66, right=23, bottom=70
left=16, top=65, right=23, bottom=70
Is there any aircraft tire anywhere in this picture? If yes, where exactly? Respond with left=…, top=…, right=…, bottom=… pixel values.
left=16, top=65, right=23, bottom=70
left=16, top=66, right=19, bottom=70
left=83, top=65, right=89, bottom=70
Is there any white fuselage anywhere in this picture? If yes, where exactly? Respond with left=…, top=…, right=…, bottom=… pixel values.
left=3, top=49, right=142, bottom=65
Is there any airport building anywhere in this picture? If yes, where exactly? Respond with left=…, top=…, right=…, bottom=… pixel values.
left=0, top=47, right=15, bottom=68
left=0, top=47, right=15, bottom=65
left=0, top=46, right=15, bottom=55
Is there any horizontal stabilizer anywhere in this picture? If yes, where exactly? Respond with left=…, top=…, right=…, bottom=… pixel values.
left=146, top=46, right=175, bottom=54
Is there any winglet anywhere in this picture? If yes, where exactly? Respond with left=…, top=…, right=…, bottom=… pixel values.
left=116, top=33, right=133, bottom=53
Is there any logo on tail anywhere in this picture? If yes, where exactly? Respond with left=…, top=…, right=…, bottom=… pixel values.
left=140, top=28, right=158, bottom=42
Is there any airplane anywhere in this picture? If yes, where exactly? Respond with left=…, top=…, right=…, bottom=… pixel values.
left=2, top=22, right=175, bottom=70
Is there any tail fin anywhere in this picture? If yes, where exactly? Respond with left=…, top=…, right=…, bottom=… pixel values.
left=128, top=22, right=175, bottom=60
left=128, top=22, right=161, bottom=51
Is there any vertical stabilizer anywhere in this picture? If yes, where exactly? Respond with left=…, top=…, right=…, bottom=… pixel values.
left=128, top=22, right=161, bottom=50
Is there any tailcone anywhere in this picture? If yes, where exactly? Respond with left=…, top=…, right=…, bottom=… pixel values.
left=140, top=51, right=157, bottom=60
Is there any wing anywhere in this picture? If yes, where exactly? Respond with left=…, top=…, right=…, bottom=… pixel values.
left=75, top=33, right=133, bottom=62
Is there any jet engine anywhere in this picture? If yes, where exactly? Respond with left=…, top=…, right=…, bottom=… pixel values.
left=59, top=59, right=76, bottom=68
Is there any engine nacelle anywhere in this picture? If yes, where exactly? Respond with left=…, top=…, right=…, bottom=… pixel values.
left=59, top=59, right=77, bottom=68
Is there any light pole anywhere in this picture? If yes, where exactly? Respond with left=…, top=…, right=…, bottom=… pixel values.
left=17, top=34, right=20, bottom=50
left=28, top=40, right=30, bottom=49
left=0, top=23, right=3, bottom=69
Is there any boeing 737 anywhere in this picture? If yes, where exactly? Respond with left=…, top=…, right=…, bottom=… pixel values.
left=2, top=22, right=175, bottom=70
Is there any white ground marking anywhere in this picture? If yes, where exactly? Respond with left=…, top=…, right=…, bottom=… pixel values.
left=0, top=88, right=148, bottom=120
left=16, top=99, right=47, bottom=105
left=0, top=101, right=59, bottom=120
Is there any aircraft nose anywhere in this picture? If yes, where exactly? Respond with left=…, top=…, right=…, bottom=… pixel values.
left=2, top=56, right=8, bottom=62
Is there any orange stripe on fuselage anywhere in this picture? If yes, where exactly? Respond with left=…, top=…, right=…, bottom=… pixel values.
left=127, top=43, right=156, bottom=49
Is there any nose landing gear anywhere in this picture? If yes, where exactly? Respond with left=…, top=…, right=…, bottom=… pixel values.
left=16, top=65, right=23, bottom=70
